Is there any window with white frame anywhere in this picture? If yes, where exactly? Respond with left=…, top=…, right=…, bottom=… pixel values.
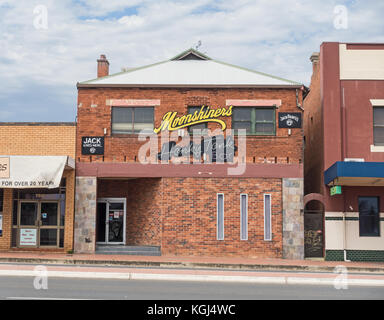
left=217, top=193, right=224, bottom=240
left=240, top=194, right=248, bottom=240
left=373, top=107, right=384, bottom=146
left=264, top=194, right=272, bottom=241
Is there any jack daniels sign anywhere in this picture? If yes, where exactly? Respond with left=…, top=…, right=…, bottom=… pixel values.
left=82, top=137, right=104, bottom=155
left=278, top=112, right=302, bottom=128
left=158, top=135, right=237, bottom=163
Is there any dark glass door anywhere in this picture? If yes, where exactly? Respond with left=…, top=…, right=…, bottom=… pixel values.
left=108, top=202, right=124, bottom=243
left=96, top=202, right=107, bottom=242
left=39, top=202, right=59, bottom=246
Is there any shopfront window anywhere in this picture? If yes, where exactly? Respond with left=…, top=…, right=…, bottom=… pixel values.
left=12, top=179, right=66, bottom=248
left=373, top=107, right=384, bottom=146
left=232, top=107, right=275, bottom=135
left=359, top=196, right=380, bottom=237
left=111, top=107, right=154, bottom=134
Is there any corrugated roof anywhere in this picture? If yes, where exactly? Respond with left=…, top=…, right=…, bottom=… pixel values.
left=78, top=49, right=302, bottom=88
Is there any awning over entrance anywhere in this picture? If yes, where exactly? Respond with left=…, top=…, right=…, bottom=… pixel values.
left=0, top=156, right=74, bottom=189
left=324, top=161, right=384, bottom=186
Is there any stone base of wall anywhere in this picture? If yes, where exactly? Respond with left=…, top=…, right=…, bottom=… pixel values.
left=282, top=178, right=304, bottom=260
left=74, top=177, right=97, bottom=253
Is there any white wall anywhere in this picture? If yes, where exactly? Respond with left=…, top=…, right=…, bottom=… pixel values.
left=325, top=211, right=384, bottom=250
left=339, top=44, right=384, bottom=80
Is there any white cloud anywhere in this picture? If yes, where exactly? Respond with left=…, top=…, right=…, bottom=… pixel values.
left=0, top=0, right=383, bottom=121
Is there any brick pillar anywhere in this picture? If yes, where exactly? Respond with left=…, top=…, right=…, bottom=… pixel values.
left=282, top=178, right=304, bottom=259
left=74, top=177, right=97, bottom=253
left=0, top=189, right=13, bottom=250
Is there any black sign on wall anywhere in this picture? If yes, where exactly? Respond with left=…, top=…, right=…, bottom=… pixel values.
left=82, top=137, right=104, bottom=155
left=278, top=112, right=302, bottom=128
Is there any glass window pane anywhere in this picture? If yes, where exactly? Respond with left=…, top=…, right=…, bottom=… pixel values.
left=256, top=109, right=274, bottom=122
left=40, top=229, right=57, bottom=246
left=60, top=197, right=65, bottom=226
left=41, top=202, right=58, bottom=226
left=134, top=108, right=154, bottom=123
left=217, top=194, right=224, bottom=240
left=133, top=108, right=154, bottom=133
left=112, top=107, right=133, bottom=134
left=374, top=127, right=384, bottom=145
left=13, top=200, right=18, bottom=225
left=359, top=197, right=380, bottom=236
left=240, top=194, right=248, bottom=240
left=233, top=121, right=252, bottom=133
left=20, top=203, right=37, bottom=226
left=11, top=228, right=17, bottom=247
left=233, top=108, right=252, bottom=121
left=264, top=194, right=272, bottom=241
left=255, top=123, right=274, bottom=134
left=373, top=108, right=384, bottom=125
left=59, top=229, right=64, bottom=248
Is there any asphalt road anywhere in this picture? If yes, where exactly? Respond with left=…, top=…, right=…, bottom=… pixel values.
left=1, top=276, right=383, bottom=300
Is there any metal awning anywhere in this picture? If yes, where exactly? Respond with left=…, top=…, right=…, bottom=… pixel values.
left=324, top=161, right=384, bottom=186
left=0, top=156, right=74, bottom=189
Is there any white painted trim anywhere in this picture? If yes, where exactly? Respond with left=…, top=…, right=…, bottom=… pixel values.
left=217, top=193, right=224, bottom=240
left=240, top=194, right=248, bottom=241
left=106, top=99, right=161, bottom=106
left=226, top=99, right=282, bottom=107
left=370, top=145, right=384, bottom=152
left=370, top=99, right=384, bottom=106
left=264, top=194, right=272, bottom=241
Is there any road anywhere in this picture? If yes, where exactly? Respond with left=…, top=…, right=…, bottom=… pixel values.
left=0, top=275, right=383, bottom=300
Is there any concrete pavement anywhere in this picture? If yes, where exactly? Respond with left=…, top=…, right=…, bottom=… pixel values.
left=0, top=251, right=384, bottom=274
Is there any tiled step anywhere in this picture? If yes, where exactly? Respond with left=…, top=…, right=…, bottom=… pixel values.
left=95, top=245, right=161, bottom=256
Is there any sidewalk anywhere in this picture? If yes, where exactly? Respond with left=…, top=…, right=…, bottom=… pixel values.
left=0, top=251, right=384, bottom=274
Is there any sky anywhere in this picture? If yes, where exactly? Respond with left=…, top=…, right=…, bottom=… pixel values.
left=0, top=0, right=383, bottom=122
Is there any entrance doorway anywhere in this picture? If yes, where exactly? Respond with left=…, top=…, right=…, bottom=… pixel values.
left=304, top=209, right=324, bottom=258
left=17, top=200, right=63, bottom=248
left=96, top=198, right=126, bottom=245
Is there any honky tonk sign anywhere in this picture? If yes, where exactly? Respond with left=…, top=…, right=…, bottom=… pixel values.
left=154, top=105, right=232, bottom=133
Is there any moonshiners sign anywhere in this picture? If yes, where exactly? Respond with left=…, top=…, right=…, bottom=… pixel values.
left=0, top=156, right=68, bottom=189
left=154, top=105, right=233, bottom=133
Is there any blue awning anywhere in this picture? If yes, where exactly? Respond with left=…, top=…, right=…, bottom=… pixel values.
left=324, top=161, right=384, bottom=186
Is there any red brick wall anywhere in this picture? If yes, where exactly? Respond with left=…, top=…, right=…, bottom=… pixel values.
left=76, top=88, right=303, bottom=164
left=162, top=177, right=282, bottom=258
left=96, top=177, right=283, bottom=258
left=304, top=55, right=324, bottom=209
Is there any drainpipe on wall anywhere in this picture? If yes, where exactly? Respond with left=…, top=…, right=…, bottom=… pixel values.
left=343, top=212, right=351, bottom=262
left=296, top=89, right=305, bottom=111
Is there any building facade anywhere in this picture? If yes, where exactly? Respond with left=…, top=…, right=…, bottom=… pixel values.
left=0, top=123, right=76, bottom=252
left=74, top=49, right=305, bottom=259
left=304, top=42, right=384, bottom=261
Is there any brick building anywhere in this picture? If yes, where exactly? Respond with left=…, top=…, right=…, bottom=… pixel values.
left=74, top=49, right=305, bottom=258
left=304, top=42, right=384, bottom=261
left=0, top=123, right=76, bottom=252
